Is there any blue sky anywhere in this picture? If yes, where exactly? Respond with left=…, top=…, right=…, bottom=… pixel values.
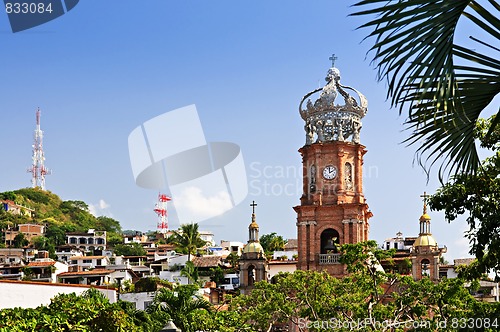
left=0, top=0, right=484, bottom=262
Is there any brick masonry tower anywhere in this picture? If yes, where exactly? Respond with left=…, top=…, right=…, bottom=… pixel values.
left=294, top=58, right=373, bottom=276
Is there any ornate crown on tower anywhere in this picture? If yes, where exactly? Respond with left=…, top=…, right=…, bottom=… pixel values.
left=299, top=58, right=368, bottom=145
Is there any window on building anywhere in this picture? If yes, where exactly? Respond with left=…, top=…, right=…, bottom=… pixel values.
left=143, top=301, right=153, bottom=310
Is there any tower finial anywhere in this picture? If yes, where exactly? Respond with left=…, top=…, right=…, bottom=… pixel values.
left=250, top=200, right=257, bottom=223
left=250, top=200, right=257, bottom=214
left=420, top=191, right=430, bottom=214
left=329, top=54, right=338, bottom=68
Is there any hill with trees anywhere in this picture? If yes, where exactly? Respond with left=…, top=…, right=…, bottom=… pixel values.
left=0, top=187, right=123, bottom=253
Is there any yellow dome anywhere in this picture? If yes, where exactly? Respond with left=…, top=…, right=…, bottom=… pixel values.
left=419, top=213, right=431, bottom=222
left=414, top=234, right=437, bottom=247
left=242, top=242, right=264, bottom=254
left=249, top=221, right=259, bottom=229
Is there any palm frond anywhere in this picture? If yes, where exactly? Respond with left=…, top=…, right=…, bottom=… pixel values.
left=352, top=0, right=500, bottom=178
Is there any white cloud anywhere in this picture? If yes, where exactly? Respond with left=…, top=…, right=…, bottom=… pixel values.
left=173, top=186, right=232, bottom=222
left=89, top=199, right=112, bottom=217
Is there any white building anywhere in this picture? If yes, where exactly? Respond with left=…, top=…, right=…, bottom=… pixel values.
left=199, top=230, right=215, bottom=246
left=55, top=245, right=84, bottom=263
left=66, top=229, right=107, bottom=251
left=220, top=240, right=244, bottom=256
left=268, top=261, right=297, bottom=280
left=69, top=255, right=110, bottom=270
left=58, top=268, right=135, bottom=286
left=26, top=258, right=68, bottom=283
left=120, top=292, right=156, bottom=310
left=0, top=280, right=116, bottom=309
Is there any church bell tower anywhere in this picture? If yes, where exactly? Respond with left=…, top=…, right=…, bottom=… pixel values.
left=294, top=58, right=373, bottom=276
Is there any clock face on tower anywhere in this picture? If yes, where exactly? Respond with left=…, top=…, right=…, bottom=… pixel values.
left=322, top=165, right=337, bottom=180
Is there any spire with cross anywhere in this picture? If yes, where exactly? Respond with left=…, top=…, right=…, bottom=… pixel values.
left=250, top=200, right=257, bottom=214
left=329, top=54, right=338, bottom=68
left=250, top=200, right=258, bottom=224
left=420, top=191, right=430, bottom=214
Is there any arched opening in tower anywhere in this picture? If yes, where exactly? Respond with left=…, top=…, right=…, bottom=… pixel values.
left=320, top=228, right=340, bottom=254
left=420, top=259, right=431, bottom=278
left=248, top=265, right=255, bottom=286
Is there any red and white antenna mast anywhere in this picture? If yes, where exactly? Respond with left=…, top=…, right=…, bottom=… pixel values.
left=154, top=193, right=171, bottom=233
left=28, top=108, right=50, bottom=190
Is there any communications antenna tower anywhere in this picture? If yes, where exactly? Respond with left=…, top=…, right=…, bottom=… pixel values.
left=28, top=108, right=50, bottom=190
left=154, top=193, right=171, bottom=233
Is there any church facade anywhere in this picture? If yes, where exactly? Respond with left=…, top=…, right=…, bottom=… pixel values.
left=294, top=63, right=373, bottom=276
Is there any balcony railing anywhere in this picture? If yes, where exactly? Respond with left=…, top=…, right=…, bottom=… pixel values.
left=318, top=253, right=341, bottom=264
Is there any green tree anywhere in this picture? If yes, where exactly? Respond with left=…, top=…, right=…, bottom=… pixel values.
left=352, top=0, right=500, bottom=178
left=224, top=252, right=240, bottom=268
left=210, top=265, right=226, bottom=286
left=233, top=242, right=500, bottom=331
left=429, top=116, right=500, bottom=279
left=0, top=289, right=145, bottom=331
left=96, top=216, right=122, bottom=233
left=181, top=261, right=200, bottom=285
left=107, top=232, right=124, bottom=247
left=45, top=224, right=66, bottom=246
left=147, top=284, right=212, bottom=332
left=259, top=232, right=287, bottom=254
left=167, top=223, right=207, bottom=261
left=113, top=243, right=147, bottom=256
left=12, top=232, right=28, bottom=248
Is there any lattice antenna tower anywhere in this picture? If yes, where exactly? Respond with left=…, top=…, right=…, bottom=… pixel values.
left=28, top=108, right=50, bottom=190
left=154, top=193, right=171, bottom=233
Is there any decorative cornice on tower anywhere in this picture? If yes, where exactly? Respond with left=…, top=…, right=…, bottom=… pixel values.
left=299, top=56, right=368, bottom=145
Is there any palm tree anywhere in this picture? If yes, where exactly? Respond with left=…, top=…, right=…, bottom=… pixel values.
left=180, top=261, right=200, bottom=285
left=167, top=223, right=207, bottom=261
left=352, top=0, right=500, bottom=180
left=269, top=235, right=287, bottom=252
left=147, top=284, right=211, bottom=332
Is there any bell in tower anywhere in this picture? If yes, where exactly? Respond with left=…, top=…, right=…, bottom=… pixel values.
left=294, top=56, right=373, bottom=276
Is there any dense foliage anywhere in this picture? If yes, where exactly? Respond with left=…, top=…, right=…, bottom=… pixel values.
left=1, top=242, right=499, bottom=331
left=0, top=289, right=153, bottom=332
left=259, top=232, right=287, bottom=254
left=230, top=242, right=500, bottom=332
left=429, top=116, right=500, bottom=280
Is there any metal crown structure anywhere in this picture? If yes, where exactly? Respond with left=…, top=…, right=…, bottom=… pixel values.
left=299, top=64, right=368, bottom=145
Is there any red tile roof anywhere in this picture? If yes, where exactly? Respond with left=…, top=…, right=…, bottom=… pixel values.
left=27, top=261, right=56, bottom=267
left=58, top=269, right=112, bottom=277
left=70, top=256, right=106, bottom=260
left=192, top=256, right=222, bottom=268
